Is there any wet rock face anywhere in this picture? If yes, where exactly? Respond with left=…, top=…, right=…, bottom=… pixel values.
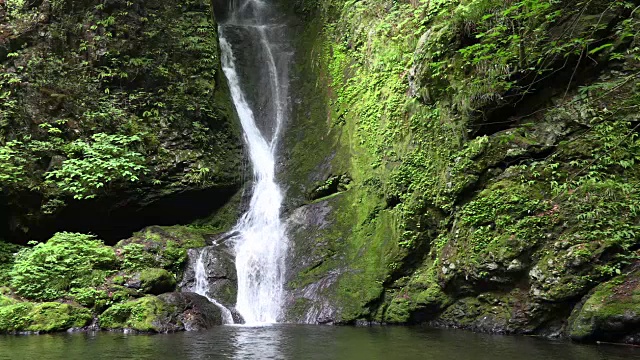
left=180, top=242, right=238, bottom=308
left=158, top=292, right=224, bottom=331
left=283, top=200, right=343, bottom=324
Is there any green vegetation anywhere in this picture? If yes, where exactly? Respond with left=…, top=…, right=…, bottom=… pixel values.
left=1, top=0, right=242, bottom=240
left=99, top=296, right=172, bottom=332
left=10, top=233, right=116, bottom=301
left=282, top=0, right=640, bottom=341
left=45, top=133, right=147, bottom=200
left=0, top=302, right=92, bottom=333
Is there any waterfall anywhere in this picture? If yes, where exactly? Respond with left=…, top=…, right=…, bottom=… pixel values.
left=218, top=0, right=290, bottom=325
left=193, top=248, right=235, bottom=324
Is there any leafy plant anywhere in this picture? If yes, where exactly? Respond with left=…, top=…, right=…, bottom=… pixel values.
left=45, top=133, right=147, bottom=199
left=120, top=243, right=158, bottom=270
left=10, top=232, right=117, bottom=301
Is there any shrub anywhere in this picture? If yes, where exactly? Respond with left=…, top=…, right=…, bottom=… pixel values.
left=10, top=232, right=117, bottom=301
left=0, top=240, right=22, bottom=285
left=45, top=133, right=147, bottom=200
left=121, top=243, right=158, bottom=270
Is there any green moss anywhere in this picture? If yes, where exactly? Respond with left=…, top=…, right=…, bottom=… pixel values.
left=384, top=297, right=411, bottom=324
left=69, top=287, right=109, bottom=309
left=568, top=269, right=640, bottom=342
left=0, top=302, right=92, bottom=333
left=139, top=268, right=176, bottom=295
left=116, top=225, right=208, bottom=275
left=99, top=296, right=174, bottom=332
left=0, top=294, right=19, bottom=307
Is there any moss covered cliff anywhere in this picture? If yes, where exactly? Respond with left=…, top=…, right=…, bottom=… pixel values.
left=0, top=0, right=243, bottom=243
left=280, top=0, right=640, bottom=343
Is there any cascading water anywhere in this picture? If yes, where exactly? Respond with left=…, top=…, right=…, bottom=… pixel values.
left=218, top=0, right=290, bottom=324
left=193, top=248, right=235, bottom=324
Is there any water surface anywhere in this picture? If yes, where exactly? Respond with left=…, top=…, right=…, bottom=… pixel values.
left=1, top=325, right=638, bottom=360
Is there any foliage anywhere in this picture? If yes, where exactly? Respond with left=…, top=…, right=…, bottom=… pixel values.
left=0, top=241, right=22, bottom=286
left=0, top=141, right=27, bottom=190
left=9, top=232, right=116, bottom=301
left=45, top=133, right=147, bottom=199
left=69, top=287, right=109, bottom=308
left=121, top=243, right=158, bottom=271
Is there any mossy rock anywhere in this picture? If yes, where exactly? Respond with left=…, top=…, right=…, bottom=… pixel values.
left=568, top=268, right=640, bottom=344
left=139, top=268, right=177, bottom=295
left=0, top=302, right=92, bottom=334
left=99, top=293, right=222, bottom=333
left=0, top=294, right=19, bottom=307
left=99, top=296, right=176, bottom=332
left=116, top=226, right=209, bottom=275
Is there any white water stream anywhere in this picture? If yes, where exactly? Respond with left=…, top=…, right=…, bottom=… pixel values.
left=193, top=248, right=235, bottom=324
left=197, top=0, right=287, bottom=325
left=189, top=0, right=288, bottom=326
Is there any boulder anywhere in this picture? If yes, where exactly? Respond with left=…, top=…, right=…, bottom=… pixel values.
left=99, top=293, right=223, bottom=333
left=180, top=243, right=237, bottom=308
left=568, top=266, right=640, bottom=344
left=138, top=268, right=177, bottom=295
left=0, top=302, right=92, bottom=334
left=158, top=292, right=224, bottom=331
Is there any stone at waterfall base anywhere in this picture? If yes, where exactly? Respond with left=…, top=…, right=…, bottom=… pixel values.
left=99, top=292, right=223, bottom=333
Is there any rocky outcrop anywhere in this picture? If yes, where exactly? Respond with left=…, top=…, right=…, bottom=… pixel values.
left=125, top=268, right=177, bottom=296
left=283, top=200, right=344, bottom=324
left=180, top=241, right=238, bottom=309
left=278, top=0, right=640, bottom=343
left=99, top=293, right=223, bottom=333
left=0, top=226, right=228, bottom=334
left=158, top=292, right=224, bottom=331
left=0, top=0, right=243, bottom=245
left=0, top=301, right=93, bottom=334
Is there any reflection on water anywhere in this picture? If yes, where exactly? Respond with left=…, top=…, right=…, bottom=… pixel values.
left=0, top=325, right=638, bottom=360
left=228, top=325, right=284, bottom=360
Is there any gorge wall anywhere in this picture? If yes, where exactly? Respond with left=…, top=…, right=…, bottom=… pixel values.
left=1, top=0, right=640, bottom=345
left=0, top=0, right=244, bottom=244
left=278, top=0, right=640, bottom=343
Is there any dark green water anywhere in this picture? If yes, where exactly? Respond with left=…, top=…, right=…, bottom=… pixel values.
left=1, top=326, right=638, bottom=360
